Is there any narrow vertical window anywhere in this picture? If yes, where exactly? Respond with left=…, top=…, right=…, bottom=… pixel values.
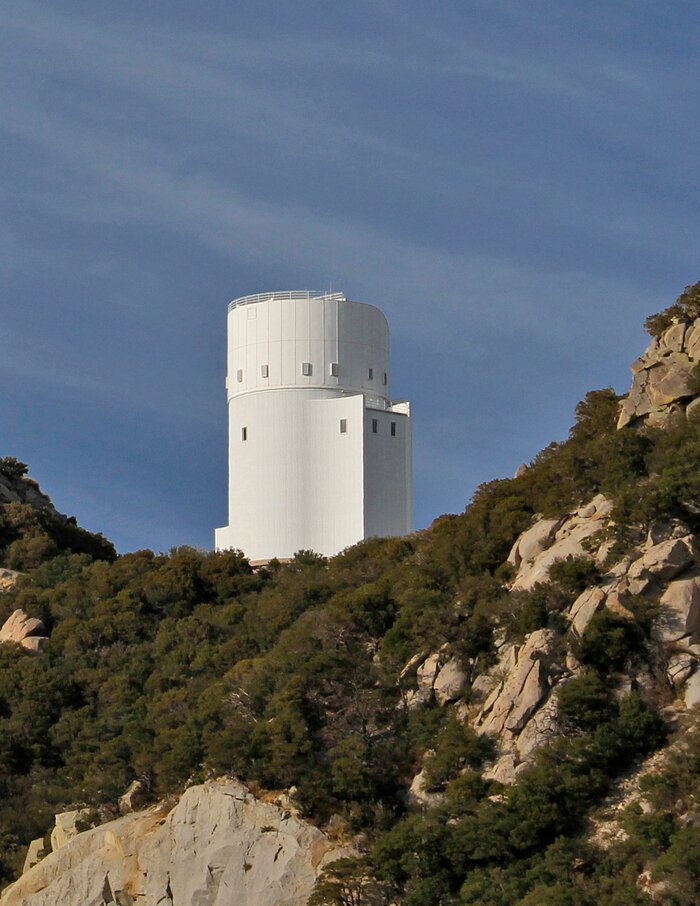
left=330, top=362, right=339, bottom=377
left=368, top=367, right=374, bottom=380
left=261, top=364, right=269, bottom=377
left=339, top=419, right=347, bottom=434
left=302, top=362, right=312, bottom=376
left=383, top=372, right=388, bottom=385
left=372, top=418, right=378, bottom=434
left=391, top=421, right=396, bottom=436
left=237, top=369, right=243, bottom=383
left=241, top=427, right=247, bottom=441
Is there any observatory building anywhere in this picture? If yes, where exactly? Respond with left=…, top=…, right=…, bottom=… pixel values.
left=214, top=291, right=412, bottom=561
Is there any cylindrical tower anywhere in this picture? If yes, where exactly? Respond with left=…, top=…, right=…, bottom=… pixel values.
left=215, top=291, right=412, bottom=561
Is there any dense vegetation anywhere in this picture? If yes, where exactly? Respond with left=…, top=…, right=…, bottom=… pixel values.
left=3, top=294, right=700, bottom=902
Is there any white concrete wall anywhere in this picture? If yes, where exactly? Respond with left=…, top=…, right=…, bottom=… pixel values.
left=303, top=394, right=365, bottom=556
left=215, top=292, right=411, bottom=561
left=364, top=403, right=412, bottom=540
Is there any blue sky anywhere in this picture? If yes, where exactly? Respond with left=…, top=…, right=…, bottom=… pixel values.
left=2, top=1, right=699, bottom=553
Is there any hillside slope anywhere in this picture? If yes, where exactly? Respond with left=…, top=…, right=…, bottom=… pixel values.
left=3, top=283, right=700, bottom=905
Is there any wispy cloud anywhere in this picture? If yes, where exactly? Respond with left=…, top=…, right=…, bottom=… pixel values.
left=4, top=1, right=694, bottom=184
left=2, top=1, right=698, bottom=550
left=0, top=2, right=426, bottom=171
left=0, top=333, right=220, bottom=426
left=0, top=74, right=680, bottom=333
left=3, top=2, right=696, bottom=272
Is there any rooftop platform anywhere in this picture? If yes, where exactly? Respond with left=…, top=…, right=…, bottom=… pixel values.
left=228, top=290, right=347, bottom=313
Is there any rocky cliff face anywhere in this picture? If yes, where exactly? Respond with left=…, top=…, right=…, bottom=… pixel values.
left=401, top=492, right=700, bottom=787
left=2, top=780, right=353, bottom=906
left=0, top=468, right=58, bottom=516
left=618, top=317, right=700, bottom=428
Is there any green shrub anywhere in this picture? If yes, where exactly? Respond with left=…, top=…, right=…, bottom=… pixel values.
left=505, top=583, right=572, bottom=641
left=0, top=458, right=28, bottom=480
left=652, top=826, right=700, bottom=903
left=578, top=610, right=644, bottom=673
left=645, top=280, right=700, bottom=336
left=309, top=857, right=389, bottom=905
left=548, top=556, right=600, bottom=593
left=511, top=593, right=549, bottom=638
left=621, top=804, right=675, bottom=851
left=556, top=673, right=616, bottom=733
left=422, top=718, right=494, bottom=792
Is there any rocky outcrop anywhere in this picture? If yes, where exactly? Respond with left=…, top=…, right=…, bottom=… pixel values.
left=404, top=652, right=441, bottom=708
left=515, top=685, right=565, bottom=759
left=476, top=629, right=558, bottom=737
left=626, top=536, right=696, bottom=594
left=50, top=808, right=93, bottom=851
left=403, top=499, right=700, bottom=786
left=618, top=317, right=700, bottom=428
left=472, top=630, right=563, bottom=782
left=507, top=518, right=563, bottom=573
left=402, top=482, right=700, bottom=791
left=0, top=609, right=49, bottom=653
left=685, top=671, right=700, bottom=707
left=118, top=780, right=148, bottom=815
left=0, top=472, right=57, bottom=515
left=21, top=840, right=46, bottom=876
left=398, top=651, right=428, bottom=683
left=2, top=779, right=353, bottom=906
left=404, top=648, right=467, bottom=709
left=410, top=506, right=700, bottom=785
left=666, top=652, right=697, bottom=687
left=0, top=569, right=20, bottom=592
left=486, top=504, right=700, bottom=780
left=407, top=763, right=445, bottom=809
left=655, top=575, right=700, bottom=642
left=399, top=627, right=571, bottom=785
left=569, top=587, right=607, bottom=636
left=433, top=656, right=468, bottom=705
left=508, top=495, right=612, bottom=591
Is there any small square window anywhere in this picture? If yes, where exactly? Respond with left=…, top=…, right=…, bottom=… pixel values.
left=372, top=418, right=378, bottom=434
left=391, top=421, right=396, bottom=437
left=368, top=367, right=374, bottom=380
left=261, top=364, right=269, bottom=378
left=237, top=369, right=243, bottom=383
left=383, top=372, right=388, bottom=385
left=241, top=427, right=248, bottom=441
left=339, top=419, right=347, bottom=434
left=302, top=362, right=312, bottom=376
left=330, top=362, right=339, bottom=377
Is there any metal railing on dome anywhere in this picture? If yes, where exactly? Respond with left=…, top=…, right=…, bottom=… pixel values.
left=228, top=291, right=347, bottom=312
left=364, top=398, right=411, bottom=414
